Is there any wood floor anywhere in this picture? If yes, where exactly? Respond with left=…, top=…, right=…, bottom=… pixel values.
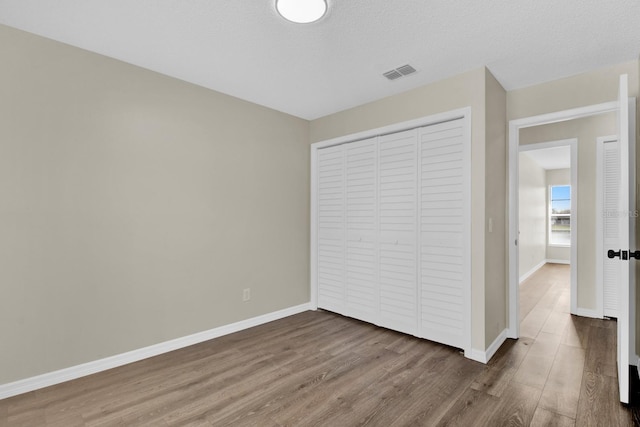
left=0, top=263, right=634, bottom=426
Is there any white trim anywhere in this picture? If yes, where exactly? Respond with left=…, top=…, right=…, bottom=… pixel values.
left=0, top=303, right=311, bottom=400
left=508, top=102, right=617, bottom=339
left=311, top=107, right=472, bottom=150
left=460, top=111, right=473, bottom=360
left=469, top=329, right=508, bottom=364
left=310, top=146, right=319, bottom=310
left=519, top=260, right=546, bottom=284
left=518, top=138, right=579, bottom=152
left=569, top=142, right=578, bottom=315
left=574, top=307, right=603, bottom=319
left=520, top=260, right=571, bottom=285
left=546, top=259, right=570, bottom=265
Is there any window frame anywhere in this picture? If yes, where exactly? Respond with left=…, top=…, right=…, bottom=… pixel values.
left=548, top=184, right=571, bottom=247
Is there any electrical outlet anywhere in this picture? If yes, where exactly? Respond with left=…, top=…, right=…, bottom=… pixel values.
left=242, top=288, right=251, bottom=302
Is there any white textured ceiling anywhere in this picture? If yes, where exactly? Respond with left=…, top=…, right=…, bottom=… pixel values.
left=522, top=146, right=571, bottom=170
left=1, top=0, right=639, bottom=120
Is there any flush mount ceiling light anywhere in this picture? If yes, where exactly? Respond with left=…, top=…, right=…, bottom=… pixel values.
left=276, top=0, right=327, bottom=24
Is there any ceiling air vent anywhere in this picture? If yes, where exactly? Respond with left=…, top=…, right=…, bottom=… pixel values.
left=383, top=69, right=403, bottom=81
left=383, top=64, right=417, bottom=81
left=396, top=64, right=416, bottom=76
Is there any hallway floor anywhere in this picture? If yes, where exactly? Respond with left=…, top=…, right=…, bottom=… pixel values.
left=489, top=262, right=633, bottom=425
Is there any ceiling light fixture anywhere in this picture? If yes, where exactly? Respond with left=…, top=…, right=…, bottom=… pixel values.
left=276, top=0, right=327, bottom=24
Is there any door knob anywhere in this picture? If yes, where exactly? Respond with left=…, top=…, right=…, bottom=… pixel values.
left=608, top=249, right=631, bottom=260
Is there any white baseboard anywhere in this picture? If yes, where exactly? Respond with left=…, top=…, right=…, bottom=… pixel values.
left=519, top=260, right=546, bottom=284
left=546, top=258, right=570, bottom=265
left=469, top=329, right=508, bottom=364
left=574, top=307, right=601, bottom=319
left=0, top=303, right=311, bottom=400
left=520, top=259, right=571, bottom=284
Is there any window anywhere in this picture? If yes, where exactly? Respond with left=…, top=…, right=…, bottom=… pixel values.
left=549, top=185, right=571, bottom=245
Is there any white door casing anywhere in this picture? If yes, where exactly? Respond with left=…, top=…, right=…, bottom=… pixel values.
left=509, top=103, right=618, bottom=334
left=508, top=74, right=634, bottom=404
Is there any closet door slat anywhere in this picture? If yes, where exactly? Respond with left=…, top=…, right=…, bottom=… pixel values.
left=603, top=139, right=620, bottom=317
left=419, top=118, right=469, bottom=349
left=345, top=138, right=378, bottom=323
left=317, top=145, right=345, bottom=313
left=377, top=129, right=418, bottom=336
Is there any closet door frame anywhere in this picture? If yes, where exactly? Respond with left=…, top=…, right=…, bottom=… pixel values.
left=310, top=107, right=472, bottom=357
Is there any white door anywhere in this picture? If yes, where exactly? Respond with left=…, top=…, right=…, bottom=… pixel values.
left=345, top=138, right=378, bottom=324
left=377, top=129, right=418, bottom=336
left=614, top=74, right=630, bottom=404
left=316, top=145, right=345, bottom=314
left=599, top=137, right=620, bottom=318
left=418, top=119, right=470, bottom=349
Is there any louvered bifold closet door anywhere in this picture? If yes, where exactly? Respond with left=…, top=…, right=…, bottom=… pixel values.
left=345, top=138, right=378, bottom=324
left=603, top=139, right=620, bottom=317
left=317, top=145, right=345, bottom=314
left=377, top=129, right=418, bottom=336
left=418, top=119, right=470, bottom=349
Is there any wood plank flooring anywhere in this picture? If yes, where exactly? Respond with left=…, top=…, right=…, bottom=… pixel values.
left=0, top=263, right=634, bottom=426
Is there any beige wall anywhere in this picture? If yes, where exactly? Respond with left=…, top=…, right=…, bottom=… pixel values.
left=0, top=25, right=310, bottom=384
left=546, top=169, right=571, bottom=262
left=311, top=67, right=506, bottom=353
left=518, top=153, right=547, bottom=277
left=507, top=60, right=639, bottom=121
left=310, top=68, right=485, bottom=144
left=4, top=20, right=636, bottom=387
left=519, top=114, right=616, bottom=310
left=484, top=70, right=507, bottom=346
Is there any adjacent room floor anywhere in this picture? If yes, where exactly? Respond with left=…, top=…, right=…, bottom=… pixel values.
left=0, top=263, right=634, bottom=426
left=515, top=262, right=633, bottom=425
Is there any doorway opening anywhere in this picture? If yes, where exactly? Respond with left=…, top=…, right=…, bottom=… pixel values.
left=507, top=101, right=623, bottom=337
left=518, top=140, right=577, bottom=309
left=507, top=81, right=636, bottom=403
